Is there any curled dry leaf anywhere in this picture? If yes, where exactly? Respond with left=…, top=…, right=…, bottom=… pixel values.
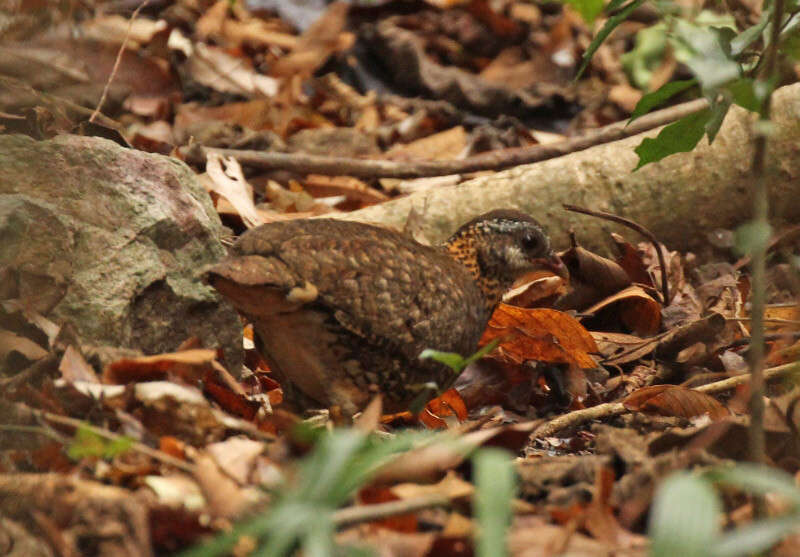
left=480, top=305, right=598, bottom=369
left=504, top=275, right=567, bottom=308
left=102, top=348, right=217, bottom=384
left=556, top=245, right=632, bottom=311
left=583, top=285, right=662, bottom=336
left=611, top=232, right=654, bottom=288
left=418, top=388, right=468, bottom=429
left=203, top=153, right=264, bottom=229
left=622, top=385, right=729, bottom=421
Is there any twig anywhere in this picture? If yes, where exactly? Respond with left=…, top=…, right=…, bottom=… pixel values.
left=696, top=361, right=800, bottom=395
left=529, top=361, right=800, bottom=439
left=33, top=408, right=196, bottom=473
left=89, top=0, right=150, bottom=123
left=531, top=402, right=627, bottom=439
left=562, top=204, right=670, bottom=305
left=333, top=494, right=450, bottom=527
left=183, top=98, right=709, bottom=179
left=0, top=76, right=124, bottom=131
left=0, top=355, right=59, bottom=390
left=748, top=0, right=784, bottom=480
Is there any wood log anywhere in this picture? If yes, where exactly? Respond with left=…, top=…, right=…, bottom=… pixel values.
left=341, top=83, right=800, bottom=253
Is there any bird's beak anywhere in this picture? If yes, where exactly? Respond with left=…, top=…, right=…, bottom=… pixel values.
left=537, top=252, right=569, bottom=281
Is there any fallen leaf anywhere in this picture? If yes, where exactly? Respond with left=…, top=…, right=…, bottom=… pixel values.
left=102, top=349, right=217, bottom=384
left=418, top=389, right=468, bottom=429
left=203, top=153, right=264, bottom=229
left=58, top=345, right=98, bottom=383
left=481, top=305, right=598, bottom=368
left=206, top=436, right=265, bottom=485
left=357, top=486, right=418, bottom=532
left=583, top=285, right=662, bottom=336
left=0, top=330, right=48, bottom=362
left=623, top=385, right=729, bottom=420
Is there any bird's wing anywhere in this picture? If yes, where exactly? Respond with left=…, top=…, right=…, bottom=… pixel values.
left=273, top=231, right=487, bottom=359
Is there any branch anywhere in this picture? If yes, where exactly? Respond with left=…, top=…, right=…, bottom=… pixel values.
left=183, top=99, right=708, bottom=179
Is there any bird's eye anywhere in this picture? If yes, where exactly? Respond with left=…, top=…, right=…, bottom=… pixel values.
left=522, top=234, right=540, bottom=251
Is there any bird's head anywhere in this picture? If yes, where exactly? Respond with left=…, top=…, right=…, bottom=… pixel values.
left=446, top=209, right=567, bottom=305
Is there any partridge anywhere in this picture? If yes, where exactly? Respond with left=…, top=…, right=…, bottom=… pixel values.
left=208, top=210, right=566, bottom=415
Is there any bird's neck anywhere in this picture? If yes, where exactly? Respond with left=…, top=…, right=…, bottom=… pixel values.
left=444, top=231, right=508, bottom=312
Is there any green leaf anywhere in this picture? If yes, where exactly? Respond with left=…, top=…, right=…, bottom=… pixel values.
left=671, top=19, right=741, bottom=90
left=419, top=338, right=501, bottom=374
left=474, top=449, right=516, bottom=557
left=712, top=515, right=800, bottom=557
left=707, top=463, right=800, bottom=507
left=576, top=0, right=645, bottom=79
left=726, top=78, right=760, bottom=112
left=634, top=109, right=712, bottom=170
left=629, top=79, right=697, bottom=123
left=649, top=473, right=722, bottom=557
left=620, top=23, right=669, bottom=89
left=564, top=0, right=604, bottom=23
left=704, top=97, right=732, bottom=142
left=781, top=13, right=800, bottom=60
left=67, top=425, right=134, bottom=460
left=731, top=8, right=772, bottom=56
left=419, top=349, right=468, bottom=373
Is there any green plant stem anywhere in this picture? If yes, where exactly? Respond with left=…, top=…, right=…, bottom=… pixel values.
left=748, top=0, right=784, bottom=493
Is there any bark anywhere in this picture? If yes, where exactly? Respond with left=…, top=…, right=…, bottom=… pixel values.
left=341, top=83, right=800, bottom=253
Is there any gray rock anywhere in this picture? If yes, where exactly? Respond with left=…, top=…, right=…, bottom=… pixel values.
left=0, top=134, right=243, bottom=373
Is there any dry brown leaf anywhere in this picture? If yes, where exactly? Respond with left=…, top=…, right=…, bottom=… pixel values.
left=357, top=486, right=418, bottom=532
left=481, top=305, right=598, bottom=369
left=102, top=349, right=217, bottom=384
left=583, top=285, right=662, bottom=336
left=194, top=454, right=260, bottom=519
left=354, top=396, right=383, bottom=433
left=391, top=471, right=474, bottom=501
left=206, top=437, right=265, bottom=485
left=195, top=1, right=297, bottom=50
left=590, top=331, right=660, bottom=365
left=0, top=330, right=48, bottom=362
left=556, top=245, right=632, bottom=311
left=203, top=153, right=264, bottom=228
left=386, top=126, right=468, bottom=161
left=270, top=2, right=352, bottom=78
left=81, top=15, right=167, bottom=46
left=303, top=174, right=389, bottom=204
left=187, top=43, right=278, bottom=98
left=611, top=233, right=654, bottom=288
left=504, top=276, right=567, bottom=308
left=58, top=345, right=98, bottom=383
left=623, top=385, right=729, bottom=420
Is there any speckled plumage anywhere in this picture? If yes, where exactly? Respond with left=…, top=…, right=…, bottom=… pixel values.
left=208, top=211, right=563, bottom=415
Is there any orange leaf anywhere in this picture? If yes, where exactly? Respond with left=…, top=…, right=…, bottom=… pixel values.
left=481, top=305, right=598, bottom=368
left=418, top=388, right=468, bottom=429
left=102, top=349, right=217, bottom=384
left=623, top=385, right=729, bottom=420
left=358, top=486, right=418, bottom=532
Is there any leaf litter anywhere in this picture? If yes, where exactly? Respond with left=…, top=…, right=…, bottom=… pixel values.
left=1, top=0, right=800, bottom=555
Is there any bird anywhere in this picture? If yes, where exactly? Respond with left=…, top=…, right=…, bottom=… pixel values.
left=207, top=210, right=566, bottom=416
